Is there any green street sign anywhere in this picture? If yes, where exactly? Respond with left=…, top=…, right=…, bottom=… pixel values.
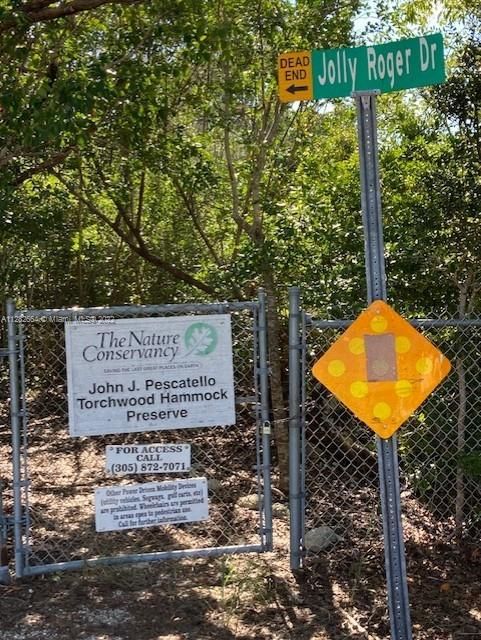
left=278, top=34, right=445, bottom=102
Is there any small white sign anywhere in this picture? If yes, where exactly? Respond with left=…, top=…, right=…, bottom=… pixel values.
left=95, top=477, right=208, bottom=532
left=65, top=314, right=236, bottom=436
left=105, top=443, right=191, bottom=475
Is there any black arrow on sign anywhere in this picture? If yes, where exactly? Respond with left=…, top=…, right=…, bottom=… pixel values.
left=287, top=84, right=308, bottom=95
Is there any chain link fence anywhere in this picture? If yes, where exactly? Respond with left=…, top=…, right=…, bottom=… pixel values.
left=291, top=310, right=481, bottom=567
left=0, top=297, right=272, bottom=577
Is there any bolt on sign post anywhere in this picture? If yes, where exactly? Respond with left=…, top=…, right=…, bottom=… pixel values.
left=279, top=34, right=448, bottom=640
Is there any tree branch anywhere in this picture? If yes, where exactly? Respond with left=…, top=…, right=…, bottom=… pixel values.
left=223, top=123, right=256, bottom=240
left=248, top=93, right=286, bottom=239
left=0, top=0, right=142, bottom=34
left=135, top=168, right=146, bottom=230
left=21, top=0, right=58, bottom=11
left=172, top=176, right=223, bottom=267
left=11, top=147, right=75, bottom=186
left=52, top=171, right=219, bottom=296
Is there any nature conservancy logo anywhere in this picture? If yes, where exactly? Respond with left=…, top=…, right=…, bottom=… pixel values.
left=76, top=319, right=223, bottom=364
left=184, top=322, right=218, bottom=356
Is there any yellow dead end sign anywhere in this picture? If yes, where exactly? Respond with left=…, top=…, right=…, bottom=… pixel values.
left=278, top=51, right=313, bottom=102
left=312, top=301, right=452, bottom=438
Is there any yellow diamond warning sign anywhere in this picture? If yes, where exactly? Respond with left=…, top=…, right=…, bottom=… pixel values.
left=312, top=301, right=452, bottom=438
left=278, top=51, right=313, bottom=102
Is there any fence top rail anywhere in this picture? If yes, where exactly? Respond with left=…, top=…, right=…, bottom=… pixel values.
left=9, top=301, right=258, bottom=320
left=306, top=315, right=481, bottom=329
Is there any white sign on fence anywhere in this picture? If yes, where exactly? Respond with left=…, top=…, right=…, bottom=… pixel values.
left=95, top=477, right=209, bottom=532
left=65, top=314, right=235, bottom=436
left=105, top=443, right=191, bottom=475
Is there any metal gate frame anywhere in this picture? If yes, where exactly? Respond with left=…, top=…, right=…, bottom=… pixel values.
left=6, top=292, right=272, bottom=578
left=288, top=286, right=304, bottom=570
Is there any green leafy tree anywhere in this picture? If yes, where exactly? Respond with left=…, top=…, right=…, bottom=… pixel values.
left=1, top=0, right=363, bottom=489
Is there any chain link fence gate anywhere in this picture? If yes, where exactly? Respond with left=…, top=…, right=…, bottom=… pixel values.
left=289, top=287, right=481, bottom=570
left=1, top=293, right=272, bottom=578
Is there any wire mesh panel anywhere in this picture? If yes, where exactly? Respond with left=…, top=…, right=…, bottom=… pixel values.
left=8, top=300, right=271, bottom=576
left=302, top=319, right=382, bottom=553
left=400, top=321, right=481, bottom=543
left=301, top=316, right=481, bottom=559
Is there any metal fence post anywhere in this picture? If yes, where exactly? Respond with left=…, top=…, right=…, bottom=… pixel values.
left=0, top=480, right=10, bottom=584
left=355, top=92, right=412, bottom=640
left=7, top=299, right=24, bottom=578
left=288, top=286, right=302, bottom=570
left=300, top=311, right=308, bottom=550
left=258, top=289, right=273, bottom=550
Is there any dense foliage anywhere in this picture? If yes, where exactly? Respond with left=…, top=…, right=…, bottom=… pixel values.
left=0, top=0, right=479, bottom=318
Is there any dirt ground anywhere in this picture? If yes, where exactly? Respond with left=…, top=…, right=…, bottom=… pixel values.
left=0, top=372, right=480, bottom=639
left=1, top=516, right=480, bottom=640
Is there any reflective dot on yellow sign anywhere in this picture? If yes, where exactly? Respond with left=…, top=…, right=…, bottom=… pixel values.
left=416, top=357, right=433, bottom=375
left=395, top=380, right=413, bottom=398
left=370, top=315, right=388, bottom=333
left=348, top=337, right=365, bottom=355
left=328, top=360, right=346, bottom=377
left=373, top=402, right=392, bottom=420
left=395, top=336, right=411, bottom=354
left=350, top=381, right=369, bottom=398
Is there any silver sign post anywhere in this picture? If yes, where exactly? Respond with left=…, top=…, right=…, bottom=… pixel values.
left=355, top=91, right=413, bottom=640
